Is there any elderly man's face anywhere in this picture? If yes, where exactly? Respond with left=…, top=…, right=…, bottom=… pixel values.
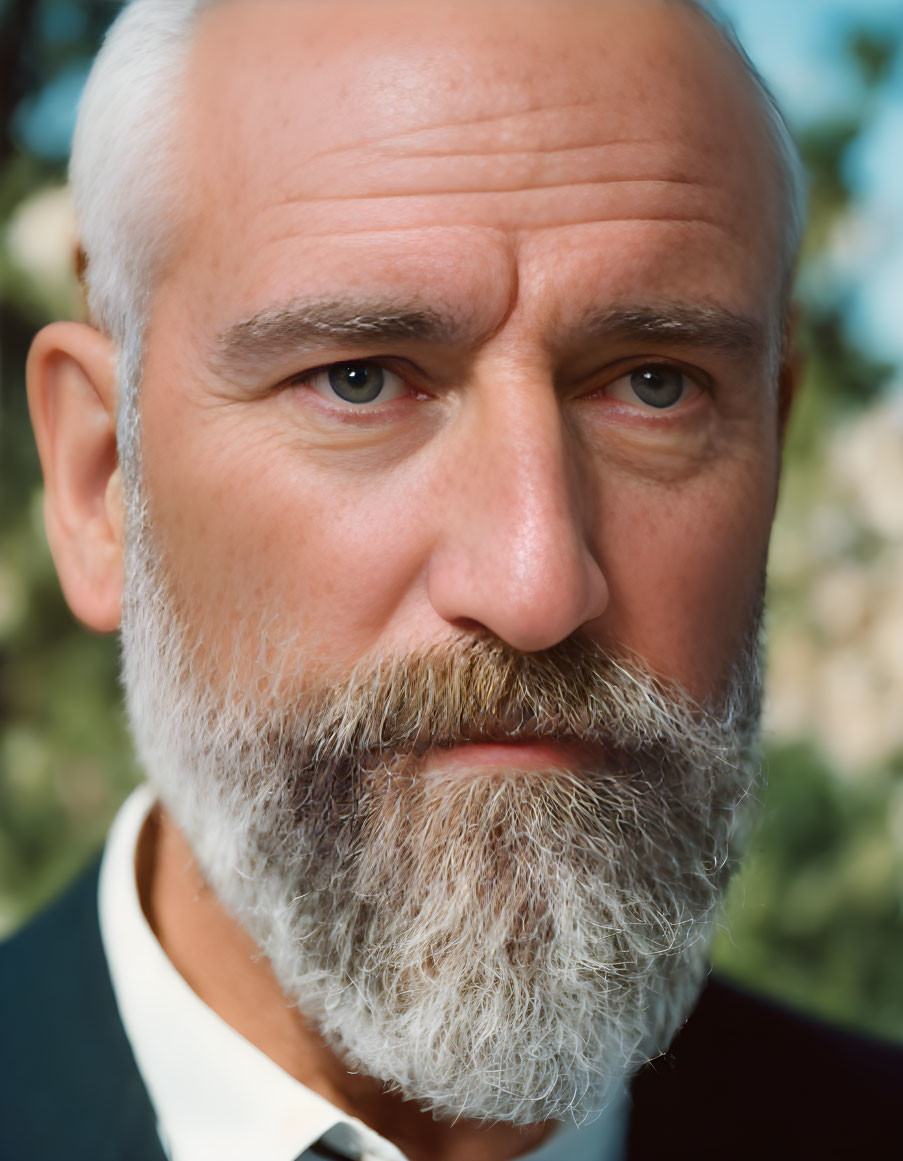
left=135, top=0, right=786, bottom=716
left=101, top=0, right=793, bottom=1123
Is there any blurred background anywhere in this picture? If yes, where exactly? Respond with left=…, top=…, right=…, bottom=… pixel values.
left=1, top=0, right=901, bottom=1040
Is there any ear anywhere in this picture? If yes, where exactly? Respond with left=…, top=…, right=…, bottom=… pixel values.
left=27, top=322, right=124, bottom=632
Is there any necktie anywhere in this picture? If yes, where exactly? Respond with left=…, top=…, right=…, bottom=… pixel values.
left=296, top=1137, right=358, bottom=1161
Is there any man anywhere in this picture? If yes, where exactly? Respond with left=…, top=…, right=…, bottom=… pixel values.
left=3, top=0, right=900, bottom=1158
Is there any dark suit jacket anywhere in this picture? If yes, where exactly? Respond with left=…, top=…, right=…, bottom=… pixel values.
left=2, top=864, right=901, bottom=1160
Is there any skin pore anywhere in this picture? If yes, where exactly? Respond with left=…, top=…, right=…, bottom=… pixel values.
left=31, top=2, right=795, bottom=1159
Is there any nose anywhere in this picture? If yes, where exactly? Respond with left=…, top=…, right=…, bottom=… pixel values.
left=427, top=376, right=608, bottom=653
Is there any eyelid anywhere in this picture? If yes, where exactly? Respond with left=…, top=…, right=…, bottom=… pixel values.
left=593, top=358, right=709, bottom=408
left=289, top=358, right=416, bottom=409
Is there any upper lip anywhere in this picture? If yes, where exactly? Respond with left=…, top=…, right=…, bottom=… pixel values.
left=435, top=733, right=548, bottom=749
left=384, top=716, right=590, bottom=759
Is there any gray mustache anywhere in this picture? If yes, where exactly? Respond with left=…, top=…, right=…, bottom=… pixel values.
left=273, top=635, right=715, bottom=764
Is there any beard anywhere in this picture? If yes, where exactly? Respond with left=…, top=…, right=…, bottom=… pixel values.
left=120, top=512, right=763, bottom=1126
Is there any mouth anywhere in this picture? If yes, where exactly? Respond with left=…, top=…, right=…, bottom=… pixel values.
left=420, top=735, right=601, bottom=777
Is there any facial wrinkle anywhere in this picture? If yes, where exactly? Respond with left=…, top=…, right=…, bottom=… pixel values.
left=267, top=200, right=730, bottom=239
left=308, top=100, right=616, bottom=159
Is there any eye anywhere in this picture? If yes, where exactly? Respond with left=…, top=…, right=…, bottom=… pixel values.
left=606, top=364, right=699, bottom=410
left=303, top=360, right=408, bottom=407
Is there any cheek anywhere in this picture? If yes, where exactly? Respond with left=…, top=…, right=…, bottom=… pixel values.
left=595, top=457, right=775, bottom=700
left=138, top=408, right=434, bottom=670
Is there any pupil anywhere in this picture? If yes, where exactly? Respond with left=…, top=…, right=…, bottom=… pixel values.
left=328, top=362, right=385, bottom=403
left=630, top=366, right=684, bottom=408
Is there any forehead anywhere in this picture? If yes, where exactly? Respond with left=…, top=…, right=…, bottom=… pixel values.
left=163, top=0, right=782, bottom=342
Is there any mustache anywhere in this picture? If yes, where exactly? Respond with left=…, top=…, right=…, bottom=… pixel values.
left=228, top=630, right=760, bottom=887
left=234, top=633, right=759, bottom=788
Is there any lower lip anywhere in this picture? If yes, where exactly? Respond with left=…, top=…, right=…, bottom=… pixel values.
left=422, top=739, right=593, bottom=776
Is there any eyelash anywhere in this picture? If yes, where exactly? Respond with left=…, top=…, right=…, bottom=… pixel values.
left=286, top=356, right=709, bottom=413
left=588, top=360, right=708, bottom=407
left=290, top=359, right=418, bottom=398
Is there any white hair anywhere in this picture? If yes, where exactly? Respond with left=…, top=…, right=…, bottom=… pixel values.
left=71, top=0, right=806, bottom=479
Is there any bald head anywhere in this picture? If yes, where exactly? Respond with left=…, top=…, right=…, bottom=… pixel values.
left=65, top=0, right=805, bottom=497
left=73, top=0, right=802, bottom=337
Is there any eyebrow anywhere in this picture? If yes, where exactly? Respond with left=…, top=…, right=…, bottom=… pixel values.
left=577, top=303, right=767, bottom=360
left=213, top=298, right=467, bottom=378
left=212, top=296, right=768, bottom=382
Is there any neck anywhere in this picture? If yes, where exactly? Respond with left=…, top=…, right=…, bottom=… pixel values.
left=139, top=804, right=556, bottom=1161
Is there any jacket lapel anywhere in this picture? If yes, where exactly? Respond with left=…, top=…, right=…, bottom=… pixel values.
left=1, top=860, right=166, bottom=1160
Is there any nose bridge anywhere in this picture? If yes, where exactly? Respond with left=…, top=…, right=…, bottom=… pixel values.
left=428, top=371, right=608, bottom=652
left=480, top=386, right=583, bottom=578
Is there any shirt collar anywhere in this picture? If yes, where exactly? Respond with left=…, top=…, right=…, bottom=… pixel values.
left=99, top=784, right=627, bottom=1161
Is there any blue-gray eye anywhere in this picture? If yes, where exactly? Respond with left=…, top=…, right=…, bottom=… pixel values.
left=328, top=362, right=386, bottom=403
left=630, top=366, right=685, bottom=408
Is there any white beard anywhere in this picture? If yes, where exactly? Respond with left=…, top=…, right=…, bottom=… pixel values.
left=121, top=512, right=762, bottom=1125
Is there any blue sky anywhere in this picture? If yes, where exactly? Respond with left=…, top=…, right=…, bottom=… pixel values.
left=723, top=0, right=902, bottom=120
left=721, top=0, right=903, bottom=368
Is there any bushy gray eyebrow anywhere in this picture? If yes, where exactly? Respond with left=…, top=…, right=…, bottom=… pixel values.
left=578, top=304, right=766, bottom=360
left=213, top=298, right=467, bottom=378
left=212, top=296, right=767, bottom=383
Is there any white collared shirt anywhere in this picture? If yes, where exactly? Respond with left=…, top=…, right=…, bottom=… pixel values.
left=99, top=785, right=627, bottom=1161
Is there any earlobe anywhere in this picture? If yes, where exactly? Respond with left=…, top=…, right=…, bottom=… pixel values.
left=27, top=322, right=125, bottom=632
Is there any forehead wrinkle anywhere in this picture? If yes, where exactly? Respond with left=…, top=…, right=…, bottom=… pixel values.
left=181, top=0, right=782, bottom=288
left=289, top=133, right=711, bottom=201
left=283, top=205, right=728, bottom=240
left=264, top=213, right=728, bottom=240
left=317, top=137, right=677, bottom=166
left=307, top=177, right=702, bottom=201
left=314, top=102, right=643, bottom=160
left=267, top=179, right=719, bottom=233
left=372, top=142, right=684, bottom=166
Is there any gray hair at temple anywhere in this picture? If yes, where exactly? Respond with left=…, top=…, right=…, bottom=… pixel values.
left=70, top=0, right=807, bottom=487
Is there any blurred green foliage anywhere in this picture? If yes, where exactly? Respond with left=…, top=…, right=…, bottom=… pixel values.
left=0, top=0, right=144, bottom=931
left=1, top=2, right=901, bottom=1042
left=713, top=744, right=903, bottom=1040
